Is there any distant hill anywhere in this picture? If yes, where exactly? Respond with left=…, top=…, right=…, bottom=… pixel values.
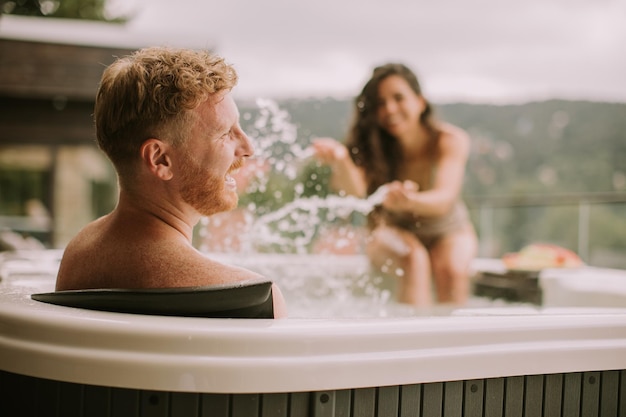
left=239, top=98, right=626, bottom=197
left=236, top=98, right=626, bottom=264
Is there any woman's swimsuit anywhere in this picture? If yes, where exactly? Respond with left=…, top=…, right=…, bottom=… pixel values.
left=371, top=201, right=471, bottom=249
left=369, top=156, right=472, bottom=249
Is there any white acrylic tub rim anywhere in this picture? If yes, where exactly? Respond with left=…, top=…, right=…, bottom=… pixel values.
left=1, top=251, right=626, bottom=394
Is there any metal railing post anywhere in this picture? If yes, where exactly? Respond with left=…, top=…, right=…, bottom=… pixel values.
left=479, top=203, right=494, bottom=257
left=578, top=202, right=590, bottom=262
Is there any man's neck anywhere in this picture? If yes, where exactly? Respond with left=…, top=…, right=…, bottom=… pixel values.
left=114, top=191, right=198, bottom=243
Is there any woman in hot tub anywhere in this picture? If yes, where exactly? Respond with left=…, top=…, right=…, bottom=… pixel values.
left=312, top=63, right=477, bottom=307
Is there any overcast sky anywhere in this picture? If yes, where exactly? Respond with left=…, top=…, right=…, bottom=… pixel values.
left=115, top=0, right=625, bottom=103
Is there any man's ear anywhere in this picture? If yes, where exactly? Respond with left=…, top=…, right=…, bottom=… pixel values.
left=140, top=139, right=174, bottom=180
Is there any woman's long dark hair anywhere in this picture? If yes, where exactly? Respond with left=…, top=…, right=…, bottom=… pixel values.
left=344, top=63, right=441, bottom=195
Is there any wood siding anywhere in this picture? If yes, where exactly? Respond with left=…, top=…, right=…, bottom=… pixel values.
left=1, top=369, right=624, bottom=417
left=0, top=38, right=134, bottom=145
left=0, top=38, right=133, bottom=101
left=0, top=96, right=96, bottom=145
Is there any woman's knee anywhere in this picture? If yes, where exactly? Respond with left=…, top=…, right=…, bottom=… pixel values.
left=432, top=258, right=469, bottom=280
left=431, top=233, right=476, bottom=274
left=367, top=228, right=428, bottom=273
left=392, top=236, right=429, bottom=268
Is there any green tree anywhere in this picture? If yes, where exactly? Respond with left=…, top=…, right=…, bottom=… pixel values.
left=1, top=0, right=129, bottom=22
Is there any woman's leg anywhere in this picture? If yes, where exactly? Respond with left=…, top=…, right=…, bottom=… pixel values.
left=365, top=225, right=433, bottom=306
left=429, top=224, right=478, bottom=304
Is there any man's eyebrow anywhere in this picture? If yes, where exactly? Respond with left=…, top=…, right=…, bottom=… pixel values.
left=217, top=126, right=231, bottom=136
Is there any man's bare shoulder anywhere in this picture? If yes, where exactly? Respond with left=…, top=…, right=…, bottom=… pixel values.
left=57, top=219, right=263, bottom=290
left=56, top=215, right=287, bottom=317
left=56, top=216, right=114, bottom=289
left=150, top=242, right=265, bottom=287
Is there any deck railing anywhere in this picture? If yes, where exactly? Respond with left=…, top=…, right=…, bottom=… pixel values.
left=465, top=192, right=626, bottom=267
left=2, top=192, right=626, bottom=268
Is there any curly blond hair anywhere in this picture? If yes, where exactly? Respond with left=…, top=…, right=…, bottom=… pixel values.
left=94, top=46, right=238, bottom=174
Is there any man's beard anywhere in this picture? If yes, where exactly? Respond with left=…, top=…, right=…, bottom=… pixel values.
left=179, top=155, right=239, bottom=217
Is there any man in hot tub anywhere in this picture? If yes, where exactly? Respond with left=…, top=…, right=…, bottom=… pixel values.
left=55, top=46, right=287, bottom=318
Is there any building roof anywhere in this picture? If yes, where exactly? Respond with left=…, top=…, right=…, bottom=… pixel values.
left=0, top=15, right=216, bottom=101
left=0, top=14, right=214, bottom=50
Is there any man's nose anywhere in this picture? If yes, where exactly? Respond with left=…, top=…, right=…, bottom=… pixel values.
left=237, top=130, right=254, bottom=158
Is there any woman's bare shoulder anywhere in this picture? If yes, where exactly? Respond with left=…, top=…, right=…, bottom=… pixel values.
left=437, top=122, right=471, bottom=155
left=439, top=122, right=469, bottom=141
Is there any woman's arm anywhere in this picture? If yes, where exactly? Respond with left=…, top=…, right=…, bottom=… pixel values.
left=383, top=125, right=471, bottom=217
left=311, top=137, right=367, bottom=198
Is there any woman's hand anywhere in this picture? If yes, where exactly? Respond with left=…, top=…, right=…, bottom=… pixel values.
left=381, top=180, right=420, bottom=213
left=309, top=137, right=367, bottom=197
left=310, top=137, right=349, bottom=165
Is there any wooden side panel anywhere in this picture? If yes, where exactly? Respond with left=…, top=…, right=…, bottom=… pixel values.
left=484, top=378, right=504, bottom=417
left=0, top=369, right=623, bottom=417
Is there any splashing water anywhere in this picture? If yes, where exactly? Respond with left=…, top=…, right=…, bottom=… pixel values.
left=211, top=98, right=389, bottom=254
left=201, top=99, right=468, bottom=318
left=196, top=99, right=406, bottom=316
left=248, top=98, right=313, bottom=181
left=199, top=99, right=532, bottom=318
left=246, top=187, right=388, bottom=254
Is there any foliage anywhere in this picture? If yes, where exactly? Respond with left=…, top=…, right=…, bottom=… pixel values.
left=437, top=100, right=626, bottom=196
left=237, top=98, right=626, bottom=265
left=1, top=0, right=129, bottom=22
left=246, top=98, right=626, bottom=198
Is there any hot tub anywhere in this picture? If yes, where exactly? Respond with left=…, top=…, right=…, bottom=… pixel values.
left=1, top=249, right=625, bottom=416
